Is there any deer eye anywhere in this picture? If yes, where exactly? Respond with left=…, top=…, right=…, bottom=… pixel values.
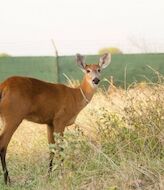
left=86, top=69, right=90, bottom=73
left=98, top=69, right=101, bottom=72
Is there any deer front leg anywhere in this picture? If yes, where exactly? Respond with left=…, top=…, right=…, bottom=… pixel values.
left=47, top=124, right=55, bottom=174
left=47, top=120, right=66, bottom=174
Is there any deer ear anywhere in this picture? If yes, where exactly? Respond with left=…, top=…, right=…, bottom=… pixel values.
left=76, top=53, right=86, bottom=72
left=99, top=53, right=111, bottom=69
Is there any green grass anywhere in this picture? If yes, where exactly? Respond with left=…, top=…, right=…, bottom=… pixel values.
left=0, top=56, right=57, bottom=83
left=58, top=53, right=164, bottom=87
left=0, top=83, right=164, bottom=189
left=1, top=53, right=164, bottom=87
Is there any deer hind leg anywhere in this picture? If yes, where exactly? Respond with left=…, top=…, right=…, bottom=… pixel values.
left=0, top=118, right=22, bottom=184
left=0, top=142, right=10, bottom=184
left=47, top=120, right=66, bottom=174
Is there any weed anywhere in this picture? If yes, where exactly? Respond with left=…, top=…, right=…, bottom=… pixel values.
left=0, top=83, right=163, bottom=189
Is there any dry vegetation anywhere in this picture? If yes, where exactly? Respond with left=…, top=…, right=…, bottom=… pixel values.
left=0, top=82, right=164, bottom=190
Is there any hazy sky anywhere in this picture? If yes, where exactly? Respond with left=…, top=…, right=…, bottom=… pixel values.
left=0, top=0, right=164, bottom=55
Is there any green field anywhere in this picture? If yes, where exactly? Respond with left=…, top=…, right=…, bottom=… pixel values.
left=0, top=56, right=57, bottom=83
left=0, top=53, right=164, bottom=87
left=58, top=53, right=164, bottom=87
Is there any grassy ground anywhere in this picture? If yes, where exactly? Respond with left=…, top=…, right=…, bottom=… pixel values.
left=0, top=83, right=164, bottom=190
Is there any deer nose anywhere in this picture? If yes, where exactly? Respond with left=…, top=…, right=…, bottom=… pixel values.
left=93, top=78, right=100, bottom=85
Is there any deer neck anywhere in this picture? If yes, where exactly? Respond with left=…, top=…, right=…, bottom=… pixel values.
left=79, top=77, right=96, bottom=103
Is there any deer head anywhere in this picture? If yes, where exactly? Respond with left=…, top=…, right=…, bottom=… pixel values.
left=76, top=53, right=111, bottom=88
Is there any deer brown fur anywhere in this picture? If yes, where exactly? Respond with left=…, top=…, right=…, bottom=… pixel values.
left=0, top=53, right=111, bottom=184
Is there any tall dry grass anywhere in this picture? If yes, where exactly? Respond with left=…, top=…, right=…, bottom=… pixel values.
left=0, top=81, right=163, bottom=190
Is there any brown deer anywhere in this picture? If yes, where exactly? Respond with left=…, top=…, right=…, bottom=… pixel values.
left=0, top=53, right=111, bottom=184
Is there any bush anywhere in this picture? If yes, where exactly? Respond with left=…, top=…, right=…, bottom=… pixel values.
left=0, top=52, right=11, bottom=57
left=98, top=47, right=123, bottom=55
